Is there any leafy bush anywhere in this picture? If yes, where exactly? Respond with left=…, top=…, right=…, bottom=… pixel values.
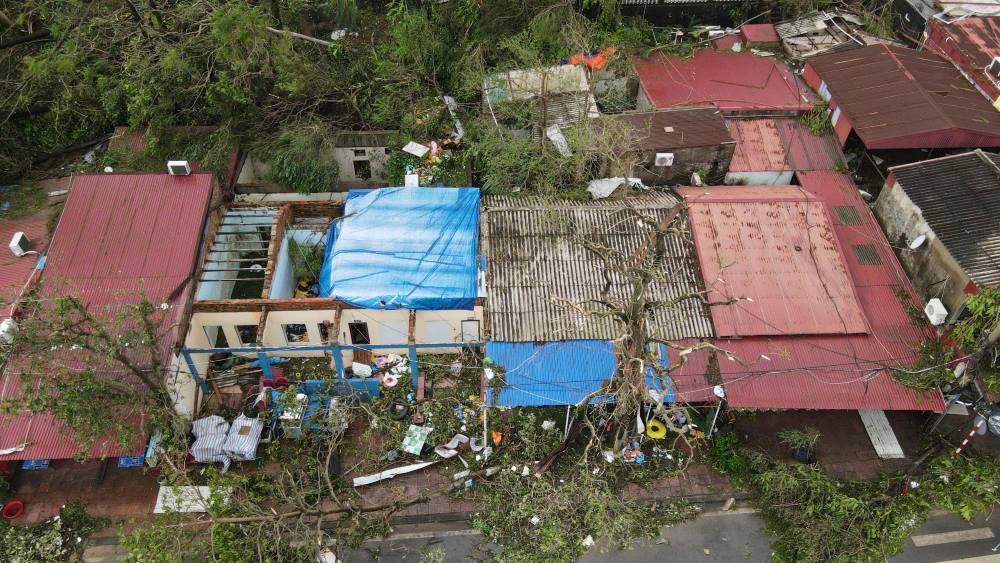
left=0, top=502, right=108, bottom=563
left=268, top=127, right=339, bottom=193
left=707, top=432, right=1000, bottom=562
left=800, top=101, right=833, bottom=136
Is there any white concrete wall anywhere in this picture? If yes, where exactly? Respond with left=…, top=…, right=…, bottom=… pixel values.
left=875, top=180, right=973, bottom=320
left=167, top=353, right=199, bottom=419
left=269, top=230, right=326, bottom=299
left=333, top=147, right=389, bottom=183
left=724, top=170, right=794, bottom=185
left=186, top=307, right=483, bottom=358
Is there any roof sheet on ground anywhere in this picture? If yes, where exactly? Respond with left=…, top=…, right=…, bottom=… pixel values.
left=633, top=50, right=815, bottom=113
left=320, top=187, right=480, bottom=310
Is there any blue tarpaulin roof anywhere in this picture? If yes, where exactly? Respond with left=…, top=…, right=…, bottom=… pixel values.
left=319, top=187, right=480, bottom=310
left=485, top=341, right=676, bottom=407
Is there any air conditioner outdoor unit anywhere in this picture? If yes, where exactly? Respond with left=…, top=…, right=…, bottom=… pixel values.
left=0, top=318, right=15, bottom=343
left=167, top=160, right=191, bottom=176
left=654, top=152, right=674, bottom=167
left=8, top=231, right=29, bottom=257
left=988, top=56, right=1000, bottom=81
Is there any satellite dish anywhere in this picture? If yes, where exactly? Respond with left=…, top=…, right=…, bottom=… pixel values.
left=909, top=235, right=927, bottom=250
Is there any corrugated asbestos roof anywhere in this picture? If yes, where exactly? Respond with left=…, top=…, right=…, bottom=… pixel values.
left=633, top=50, right=815, bottom=113
left=670, top=173, right=944, bottom=411
left=679, top=186, right=867, bottom=336
left=728, top=118, right=847, bottom=172
left=805, top=44, right=1000, bottom=148
left=0, top=173, right=215, bottom=461
left=0, top=215, right=48, bottom=321
left=610, top=107, right=734, bottom=150
left=482, top=194, right=714, bottom=342
left=889, top=150, right=1000, bottom=287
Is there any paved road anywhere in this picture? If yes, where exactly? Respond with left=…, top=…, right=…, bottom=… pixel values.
left=346, top=504, right=1000, bottom=563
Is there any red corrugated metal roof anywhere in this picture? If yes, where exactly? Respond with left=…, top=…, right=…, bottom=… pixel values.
left=924, top=17, right=1000, bottom=101
left=727, top=119, right=790, bottom=172
left=804, top=44, right=1000, bottom=149
left=0, top=173, right=215, bottom=460
left=634, top=50, right=816, bottom=113
left=741, top=23, right=779, bottom=44
left=0, top=215, right=48, bottom=321
left=611, top=107, right=734, bottom=150
left=671, top=173, right=945, bottom=411
left=728, top=117, right=847, bottom=172
left=679, top=186, right=867, bottom=337
left=774, top=118, right=846, bottom=171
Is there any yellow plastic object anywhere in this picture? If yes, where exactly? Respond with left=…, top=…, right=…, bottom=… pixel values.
left=645, top=419, right=667, bottom=439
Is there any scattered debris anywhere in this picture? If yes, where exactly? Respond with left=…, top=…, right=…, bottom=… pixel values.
left=352, top=461, right=439, bottom=487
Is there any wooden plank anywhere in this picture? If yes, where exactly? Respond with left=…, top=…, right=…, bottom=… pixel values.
left=858, top=409, right=905, bottom=459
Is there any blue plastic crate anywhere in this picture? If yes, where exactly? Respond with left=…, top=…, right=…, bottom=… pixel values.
left=117, top=455, right=146, bottom=468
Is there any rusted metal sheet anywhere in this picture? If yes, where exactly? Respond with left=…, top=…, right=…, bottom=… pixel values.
left=804, top=44, right=1000, bottom=149
left=678, top=185, right=868, bottom=337
left=481, top=194, right=714, bottom=342
left=611, top=107, right=733, bottom=150
left=727, top=119, right=791, bottom=172
left=669, top=172, right=945, bottom=411
left=633, top=50, right=815, bottom=114
left=924, top=17, right=1000, bottom=102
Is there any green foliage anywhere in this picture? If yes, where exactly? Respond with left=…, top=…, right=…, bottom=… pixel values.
left=0, top=502, right=108, bottom=563
left=706, top=431, right=750, bottom=475
left=776, top=426, right=821, bottom=451
left=859, top=3, right=897, bottom=39
left=951, top=288, right=1000, bottom=393
left=894, top=339, right=956, bottom=390
left=707, top=433, right=1000, bottom=563
left=775, top=0, right=836, bottom=19
left=471, top=408, right=693, bottom=562
left=268, top=126, right=339, bottom=193
left=287, top=238, right=323, bottom=280
left=800, top=101, right=833, bottom=136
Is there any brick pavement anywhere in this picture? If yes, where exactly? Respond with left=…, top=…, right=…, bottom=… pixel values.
left=7, top=459, right=159, bottom=530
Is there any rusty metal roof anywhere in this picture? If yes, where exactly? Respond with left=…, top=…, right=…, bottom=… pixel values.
left=728, top=117, right=847, bottom=172
left=669, top=173, right=945, bottom=411
left=889, top=150, right=1000, bottom=288
left=610, top=107, right=734, bottom=150
left=0, top=172, right=215, bottom=461
left=727, top=119, right=791, bottom=172
left=927, top=17, right=1000, bottom=69
left=633, top=50, right=816, bottom=114
left=805, top=44, right=1000, bottom=149
left=0, top=215, right=48, bottom=321
left=481, top=194, right=714, bottom=342
left=678, top=185, right=868, bottom=337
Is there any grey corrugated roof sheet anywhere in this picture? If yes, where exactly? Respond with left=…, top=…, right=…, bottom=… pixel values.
left=890, top=150, right=1000, bottom=287
left=482, top=193, right=714, bottom=342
